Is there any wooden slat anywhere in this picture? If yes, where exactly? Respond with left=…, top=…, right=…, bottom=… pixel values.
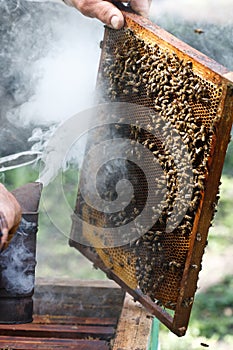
left=0, top=336, right=109, bottom=349
left=33, top=314, right=117, bottom=326
left=113, top=293, right=153, bottom=350
left=0, top=281, right=126, bottom=349
left=34, top=278, right=125, bottom=319
left=0, top=323, right=115, bottom=340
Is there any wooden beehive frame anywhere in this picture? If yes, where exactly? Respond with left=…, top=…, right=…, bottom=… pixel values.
left=70, top=8, right=233, bottom=336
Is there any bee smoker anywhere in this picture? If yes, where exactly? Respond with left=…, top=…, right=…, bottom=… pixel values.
left=0, top=182, right=42, bottom=324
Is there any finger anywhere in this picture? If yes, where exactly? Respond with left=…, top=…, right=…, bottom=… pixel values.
left=0, top=211, right=8, bottom=250
left=130, top=0, right=152, bottom=17
left=0, top=211, right=8, bottom=232
left=72, top=0, right=125, bottom=29
left=0, top=228, right=8, bottom=250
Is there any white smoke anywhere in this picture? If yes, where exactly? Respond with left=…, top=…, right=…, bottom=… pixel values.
left=0, top=218, right=37, bottom=294
left=152, top=0, right=233, bottom=24
left=0, top=0, right=103, bottom=165
left=6, top=2, right=103, bottom=126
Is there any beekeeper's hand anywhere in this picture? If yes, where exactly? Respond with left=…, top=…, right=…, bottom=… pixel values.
left=63, top=0, right=152, bottom=29
left=0, top=184, right=22, bottom=250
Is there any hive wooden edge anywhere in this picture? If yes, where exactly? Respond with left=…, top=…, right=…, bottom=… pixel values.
left=223, top=71, right=233, bottom=83
left=33, top=277, right=126, bottom=320
left=32, top=278, right=154, bottom=350
left=112, top=293, right=154, bottom=350
left=34, top=277, right=120, bottom=289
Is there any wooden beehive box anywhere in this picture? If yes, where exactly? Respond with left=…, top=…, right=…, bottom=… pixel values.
left=0, top=278, right=153, bottom=349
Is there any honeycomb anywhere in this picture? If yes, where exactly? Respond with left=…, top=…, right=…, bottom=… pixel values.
left=70, top=11, right=233, bottom=336
left=95, top=26, right=222, bottom=305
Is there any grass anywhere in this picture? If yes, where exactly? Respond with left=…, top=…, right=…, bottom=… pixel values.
left=192, top=275, right=233, bottom=339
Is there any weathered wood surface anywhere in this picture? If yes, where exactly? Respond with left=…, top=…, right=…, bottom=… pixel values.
left=0, top=336, right=109, bottom=349
left=0, top=322, right=115, bottom=340
left=33, top=315, right=117, bottom=326
left=33, top=278, right=125, bottom=319
left=112, top=293, right=153, bottom=350
left=0, top=280, right=152, bottom=349
left=0, top=279, right=123, bottom=349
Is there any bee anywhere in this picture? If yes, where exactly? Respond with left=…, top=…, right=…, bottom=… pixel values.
left=114, top=124, right=122, bottom=130
left=127, top=256, right=131, bottom=265
left=165, top=301, right=177, bottom=309
left=201, top=97, right=211, bottom=104
left=200, top=343, right=209, bottom=348
left=133, top=207, right=140, bottom=215
left=123, top=89, right=130, bottom=95
left=156, top=300, right=163, bottom=307
left=103, top=248, right=110, bottom=256
left=196, top=232, right=202, bottom=242
left=184, top=214, right=193, bottom=221
left=169, top=261, right=181, bottom=272
left=158, top=275, right=165, bottom=283
left=132, top=87, right=139, bottom=94
left=194, top=181, right=205, bottom=191
left=157, top=242, right=163, bottom=252
left=145, top=264, right=152, bottom=273
left=191, top=264, right=198, bottom=270
left=118, top=261, right=124, bottom=268
left=182, top=297, right=194, bottom=308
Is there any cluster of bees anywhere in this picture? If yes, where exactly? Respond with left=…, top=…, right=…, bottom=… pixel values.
left=96, top=28, right=222, bottom=307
